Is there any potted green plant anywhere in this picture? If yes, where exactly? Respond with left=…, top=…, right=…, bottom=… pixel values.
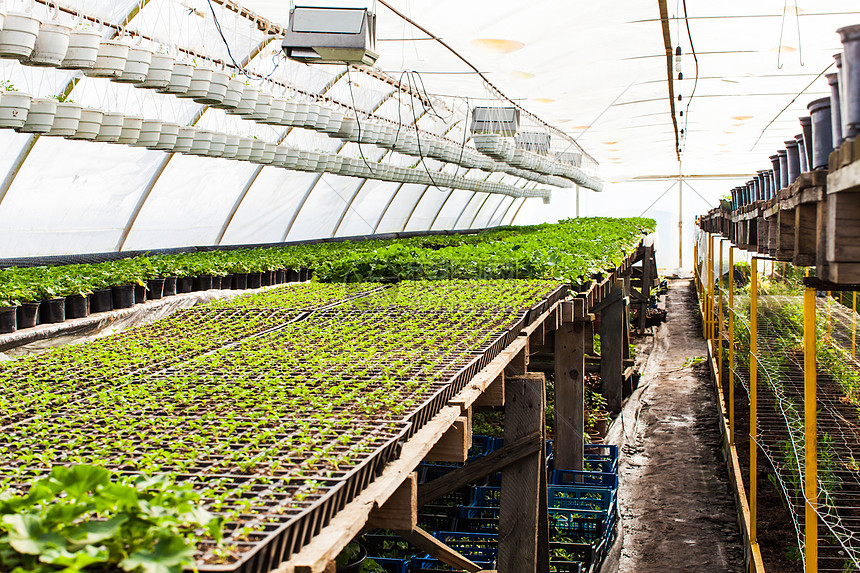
left=334, top=541, right=366, bottom=572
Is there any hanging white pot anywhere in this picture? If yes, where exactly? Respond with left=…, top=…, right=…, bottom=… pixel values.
left=216, top=77, right=244, bottom=110
left=208, top=132, right=227, bottom=157
left=264, top=97, right=287, bottom=125
left=158, top=61, right=193, bottom=95
left=310, top=152, right=327, bottom=173
left=221, top=134, right=240, bottom=159
left=116, top=115, right=142, bottom=144
left=314, top=107, right=332, bottom=131
left=187, top=129, right=212, bottom=155
left=228, top=85, right=258, bottom=116
left=153, top=121, right=179, bottom=150
left=116, top=45, right=152, bottom=84
left=303, top=103, right=319, bottom=128
left=172, top=126, right=195, bottom=153
left=94, top=111, right=123, bottom=142
left=19, top=97, right=56, bottom=133
left=44, top=101, right=81, bottom=136
left=272, top=145, right=290, bottom=166
left=26, top=22, right=71, bottom=67
left=0, top=12, right=40, bottom=60
left=59, top=28, right=100, bottom=69
left=139, top=52, right=174, bottom=89
left=248, top=138, right=266, bottom=162
left=281, top=148, right=300, bottom=170
left=179, top=65, right=212, bottom=100
left=0, top=12, right=5, bottom=32
left=323, top=108, right=344, bottom=134
left=256, top=142, right=276, bottom=164
left=336, top=116, right=356, bottom=139
left=194, top=69, right=229, bottom=105
left=0, top=91, right=30, bottom=129
left=292, top=102, right=309, bottom=127
left=68, top=108, right=103, bottom=140
left=249, top=92, right=272, bottom=121
left=132, top=119, right=162, bottom=147
left=85, top=40, right=129, bottom=78
left=234, top=137, right=254, bottom=161
left=281, top=100, right=297, bottom=126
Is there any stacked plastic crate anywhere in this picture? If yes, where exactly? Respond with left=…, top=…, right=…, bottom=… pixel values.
left=361, top=438, right=620, bottom=572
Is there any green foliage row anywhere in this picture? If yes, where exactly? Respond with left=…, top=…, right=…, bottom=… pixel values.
left=0, top=218, right=654, bottom=306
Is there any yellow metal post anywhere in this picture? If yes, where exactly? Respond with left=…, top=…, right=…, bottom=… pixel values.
left=728, top=246, right=735, bottom=446
left=750, top=257, right=758, bottom=546
left=826, top=292, right=832, bottom=342
left=718, top=240, right=724, bottom=385
left=804, top=287, right=818, bottom=572
left=853, top=291, right=856, bottom=359
left=707, top=234, right=714, bottom=341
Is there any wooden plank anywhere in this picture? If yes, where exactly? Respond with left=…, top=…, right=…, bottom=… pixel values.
left=826, top=191, right=860, bottom=262
left=367, top=473, right=416, bottom=531
left=505, top=339, right=529, bottom=376
left=529, top=321, right=546, bottom=347
left=394, top=527, right=482, bottom=573
left=600, top=282, right=625, bottom=413
left=827, top=157, right=860, bottom=194
left=417, top=431, right=542, bottom=506
left=794, top=202, right=817, bottom=267
left=473, top=373, right=504, bottom=407
left=499, top=373, right=546, bottom=573
left=555, top=317, right=586, bottom=471
left=816, top=196, right=829, bottom=278
left=425, top=416, right=469, bottom=462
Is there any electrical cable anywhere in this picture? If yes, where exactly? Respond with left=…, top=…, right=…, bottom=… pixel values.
left=205, top=0, right=280, bottom=81
left=680, top=0, right=698, bottom=155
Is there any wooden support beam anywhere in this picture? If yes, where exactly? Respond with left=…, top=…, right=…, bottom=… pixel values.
left=367, top=473, right=417, bottom=531
left=474, top=373, right=505, bottom=407
left=639, top=245, right=654, bottom=333
left=499, top=373, right=547, bottom=573
left=425, top=416, right=470, bottom=462
left=529, top=321, right=546, bottom=347
left=555, top=316, right=586, bottom=471
left=600, top=282, right=625, bottom=413
left=394, top=527, right=483, bottom=573
left=417, top=431, right=542, bottom=506
left=505, top=339, right=529, bottom=376
left=589, top=288, right=623, bottom=315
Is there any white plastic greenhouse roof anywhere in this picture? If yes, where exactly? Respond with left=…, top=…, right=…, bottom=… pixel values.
left=0, top=0, right=857, bottom=266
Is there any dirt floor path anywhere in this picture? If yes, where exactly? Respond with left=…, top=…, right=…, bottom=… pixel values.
left=614, top=278, right=745, bottom=572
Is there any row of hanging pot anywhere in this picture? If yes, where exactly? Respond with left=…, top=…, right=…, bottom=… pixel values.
left=730, top=22, right=860, bottom=210
left=0, top=10, right=582, bottom=192
left=0, top=92, right=550, bottom=200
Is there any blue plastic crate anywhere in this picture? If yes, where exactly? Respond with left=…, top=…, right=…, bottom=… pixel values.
left=582, top=459, right=616, bottom=474
left=467, top=435, right=497, bottom=460
left=548, top=486, right=615, bottom=513
left=430, top=531, right=498, bottom=563
left=457, top=506, right=607, bottom=545
left=471, top=486, right=501, bottom=507
left=362, top=533, right=421, bottom=560
left=457, top=506, right=499, bottom=533
left=408, top=558, right=494, bottom=571
left=365, top=556, right=409, bottom=573
left=551, top=469, right=619, bottom=489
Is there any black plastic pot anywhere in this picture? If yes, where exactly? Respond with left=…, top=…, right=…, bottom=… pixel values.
left=222, top=274, right=234, bottom=289
left=134, top=284, right=146, bottom=304
left=65, top=294, right=89, bottom=319
left=176, top=277, right=194, bottom=293
left=335, top=543, right=367, bottom=573
left=193, top=275, right=213, bottom=291
left=838, top=24, right=860, bottom=139
left=777, top=150, right=788, bottom=189
left=163, top=276, right=177, bottom=297
left=756, top=172, right=767, bottom=201
left=769, top=154, right=781, bottom=192
left=261, top=270, right=273, bottom=286
left=799, top=116, right=814, bottom=169
left=147, top=278, right=165, bottom=300
left=826, top=72, right=844, bottom=147
left=17, top=302, right=39, bottom=329
left=277, top=269, right=287, bottom=284
left=233, top=273, right=248, bottom=290
left=112, top=285, right=135, bottom=309
left=247, top=272, right=262, bottom=289
left=211, top=276, right=222, bottom=289
left=808, top=97, right=833, bottom=171
left=90, top=289, right=112, bottom=313
left=40, top=297, right=66, bottom=324
left=785, top=139, right=800, bottom=184
left=300, top=268, right=309, bottom=282
left=0, top=306, right=16, bottom=334
left=288, top=269, right=300, bottom=283
left=795, top=134, right=808, bottom=172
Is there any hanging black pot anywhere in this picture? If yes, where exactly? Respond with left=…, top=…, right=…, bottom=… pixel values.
left=211, top=276, right=222, bottom=289
left=147, top=278, right=165, bottom=300
left=65, top=294, right=89, bottom=319
left=193, top=274, right=213, bottom=291
left=288, top=269, right=300, bottom=282
left=40, top=297, right=66, bottom=324
left=785, top=139, right=800, bottom=185
left=807, top=97, right=833, bottom=170
left=837, top=24, right=860, bottom=139
left=247, top=272, right=262, bottom=289
left=162, top=276, right=177, bottom=297
left=777, top=150, right=788, bottom=189
left=16, top=302, right=40, bottom=329
left=769, top=155, right=781, bottom=192
left=233, top=273, right=248, bottom=290
left=111, top=285, right=135, bottom=309
left=826, top=72, right=844, bottom=148
left=795, top=134, right=808, bottom=172
left=90, top=289, right=113, bottom=313
left=261, top=270, right=273, bottom=286
left=799, top=116, right=814, bottom=169
left=134, top=284, right=147, bottom=304
left=0, top=306, right=17, bottom=334
left=176, top=277, right=194, bottom=293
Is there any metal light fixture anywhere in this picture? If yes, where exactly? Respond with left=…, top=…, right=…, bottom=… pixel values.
left=282, top=6, right=378, bottom=65
left=470, top=107, right=520, bottom=136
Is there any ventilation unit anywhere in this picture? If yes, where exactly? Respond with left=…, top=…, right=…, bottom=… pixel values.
left=516, top=131, right=551, bottom=155
left=470, top=107, right=520, bottom=136
left=282, top=6, right=378, bottom=65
